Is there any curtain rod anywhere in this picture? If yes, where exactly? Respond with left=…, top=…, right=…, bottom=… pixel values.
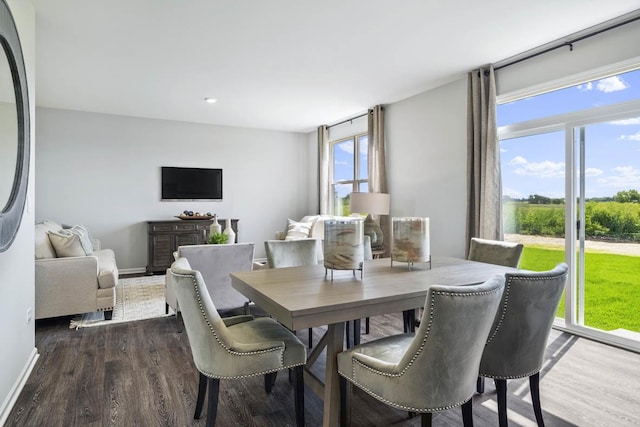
left=493, top=13, right=640, bottom=72
left=327, top=111, right=370, bottom=129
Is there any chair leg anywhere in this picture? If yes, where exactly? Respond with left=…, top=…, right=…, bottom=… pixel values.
left=365, top=316, right=370, bottom=334
left=477, top=376, right=485, bottom=393
left=293, top=365, right=305, bottom=427
left=353, top=319, right=361, bottom=345
left=165, top=303, right=170, bottom=315
left=530, top=372, right=545, bottom=427
left=345, top=321, right=353, bottom=348
left=194, top=373, right=207, bottom=419
left=340, top=377, right=352, bottom=426
left=206, top=377, right=220, bottom=427
left=495, top=378, right=508, bottom=427
left=176, top=310, right=184, bottom=333
left=264, top=372, right=277, bottom=393
left=308, top=327, right=313, bottom=348
left=461, top=398, right=473, bottom=427
left=421, top=412, right=432, bottom=427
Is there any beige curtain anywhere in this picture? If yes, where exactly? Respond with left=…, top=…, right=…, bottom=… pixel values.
left=318, top=125, right=330, bottom=214
left=466, top=65, right=502, bottom=255
left=368, top=105, right=390, bottom=254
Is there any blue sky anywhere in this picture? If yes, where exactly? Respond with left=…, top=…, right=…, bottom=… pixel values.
left=499, top=68, right=640, bottom=200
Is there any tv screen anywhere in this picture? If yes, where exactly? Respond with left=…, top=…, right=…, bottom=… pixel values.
left=161, top=167, right=223, bottom=201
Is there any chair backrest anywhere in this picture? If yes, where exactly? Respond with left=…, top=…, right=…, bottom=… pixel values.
left=393, top=276, right=505, bottom=409
left=479, top=263, right=569, bottom=379
left=468, top=237, right=524, bottom=268
left=177, top=243, right=255, bottom=311
left=170, top=257, right=255, bottom=378
left=265, top=239, right=319, bottom=268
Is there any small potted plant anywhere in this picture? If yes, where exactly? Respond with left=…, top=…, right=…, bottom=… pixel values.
left=208, top=231, right=229, bottom=245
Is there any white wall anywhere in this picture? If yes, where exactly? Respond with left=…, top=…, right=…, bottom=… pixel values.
left=0, top=0, right=36, bottom=423
left=35, top=109, right=313, bottom=269
left=385, top=79, right=469, bottom=258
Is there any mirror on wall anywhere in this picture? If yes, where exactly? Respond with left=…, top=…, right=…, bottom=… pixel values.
left=0, top=43, right=17, bottom=212
left=0, top=0, right=30, bottom=253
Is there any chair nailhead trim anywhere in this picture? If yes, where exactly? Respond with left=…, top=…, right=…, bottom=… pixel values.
left=485, top=277, right=512, bottom=345
left=344, top=286, right=503, bottom=411
left=342, top=376, right=472, bottom=412
left=173, top=272, right=304, bottom=379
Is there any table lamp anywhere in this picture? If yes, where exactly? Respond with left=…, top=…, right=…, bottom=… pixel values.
left=349, top=192, right=390, bottom=251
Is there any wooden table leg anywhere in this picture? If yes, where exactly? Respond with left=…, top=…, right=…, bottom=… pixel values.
left=323, top=322, right=345, bottom=427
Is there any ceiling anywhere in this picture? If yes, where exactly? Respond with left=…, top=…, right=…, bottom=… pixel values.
left=31, top=1, right=640, bottom=133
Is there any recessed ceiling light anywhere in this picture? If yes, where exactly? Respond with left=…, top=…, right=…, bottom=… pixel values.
left=204, top=98, right=217, bottom=104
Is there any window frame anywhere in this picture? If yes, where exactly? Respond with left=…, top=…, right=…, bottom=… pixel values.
left=329, top=132, right=369, bottom=216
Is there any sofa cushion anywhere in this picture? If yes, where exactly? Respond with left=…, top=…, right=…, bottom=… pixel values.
left=35, top=221, right=60, bottom=259
left=285, top=218, right=313, bottom=240
left=47, top=229, right=87, bottom=257
left=95, top=249, right=118, bottom=289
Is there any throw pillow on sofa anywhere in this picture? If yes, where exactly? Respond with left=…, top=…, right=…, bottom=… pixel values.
left=284, top=218, right=313, bottom=240
left=48, top=226, right=94, bottom=257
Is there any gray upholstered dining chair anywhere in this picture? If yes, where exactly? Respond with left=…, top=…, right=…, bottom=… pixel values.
left=169, top=257, right=307, bottom=427
left=337, top=275, right=506, bottom=427
left=468, top=237, right=524, bottom=393
left=265, top=238, right=319, bottom=348
left=166, top=243, right=255, bottom=332
left=478, top=263, right=568, bottom=427
left=468, top=237, right=524, bottom=268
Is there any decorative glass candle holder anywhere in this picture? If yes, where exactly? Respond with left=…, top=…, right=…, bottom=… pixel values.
left=323, top=218, right=365, bottom=279
left=391, top=217, right=431, bottom=269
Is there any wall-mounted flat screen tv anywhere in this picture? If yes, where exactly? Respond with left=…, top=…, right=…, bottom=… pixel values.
left=161, top=167, right=223, bottom=201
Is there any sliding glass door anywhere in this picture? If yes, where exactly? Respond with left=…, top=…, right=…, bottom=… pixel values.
left=571, top=117, right=640, bottom=340
left=499, top=92, right=640, bottom=350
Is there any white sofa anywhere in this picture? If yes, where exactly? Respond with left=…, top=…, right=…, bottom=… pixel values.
left=35, top=221, right=118, bottom=320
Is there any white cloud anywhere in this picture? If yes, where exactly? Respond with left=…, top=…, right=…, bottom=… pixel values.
left=618, top=131, right=640, bottom=141
left=338, top=141, right=353, bottom=154
left=584, top=167, right=603, bottom=177
left=596, top=76, right=629, bottom=93
left=509, top=156, right=527, bottom=165
left=334, top=160, right=349, bottom=166
left=502, top=187, right=523, bottom=199
left=513, top=160, right=565, bottom=178
left=609, top=118, right=640, bottom=125
left=597, top=166, right=640, bottom=188
left=577, top=82, right=593, bottom=91
left=500, top=148, right=507, bottom=153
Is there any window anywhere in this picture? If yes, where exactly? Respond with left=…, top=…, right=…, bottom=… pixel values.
left=330, top=133, right=369, bottom=216
left=498, top=66, right=640, bottom=349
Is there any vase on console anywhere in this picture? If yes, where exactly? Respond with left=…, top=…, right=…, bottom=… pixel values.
left=210, top=214, right=222, bottom=235
left=223, top=218, right=235, bottom=243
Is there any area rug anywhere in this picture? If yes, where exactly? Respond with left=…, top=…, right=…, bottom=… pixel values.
left=70, top=275, right=172, bottom=329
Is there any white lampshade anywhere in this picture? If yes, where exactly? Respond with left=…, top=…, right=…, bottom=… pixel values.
left=349, top=192, right=390, bottom=215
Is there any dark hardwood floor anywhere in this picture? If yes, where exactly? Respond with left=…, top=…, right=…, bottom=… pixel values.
left=7, top=313, right=640, bottom=426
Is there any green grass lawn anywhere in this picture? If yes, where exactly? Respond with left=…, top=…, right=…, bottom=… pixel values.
left=519, top=246, right=640, bottom=332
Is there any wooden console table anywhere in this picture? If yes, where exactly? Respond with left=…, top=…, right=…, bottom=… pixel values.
left=146, top=218, right=238, bottom=274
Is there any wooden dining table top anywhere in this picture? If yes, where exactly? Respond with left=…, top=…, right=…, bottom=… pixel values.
left=230, top=256, right=518, bottom=331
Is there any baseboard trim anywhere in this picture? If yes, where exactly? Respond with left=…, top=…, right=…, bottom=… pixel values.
left=0, top=347, right=39, bottom=426
left=119, top=267, right=148, bottom=275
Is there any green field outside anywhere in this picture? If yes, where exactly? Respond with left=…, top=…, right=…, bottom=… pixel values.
left=519, top=246, right=640, bottom=332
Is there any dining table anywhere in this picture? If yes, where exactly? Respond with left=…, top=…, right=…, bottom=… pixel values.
left=230, top=256, right=519, bottom=426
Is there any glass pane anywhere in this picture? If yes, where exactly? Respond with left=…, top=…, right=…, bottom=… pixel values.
left=498, top=68, right=640, bottom=126
left=332, top=183, right=352, bottom=216
left=578, top=117, right=640, bottom=334
left=501, top=131, right=567, bottom=316
left=333, top=139, right=354, bottom=184
left=357, top=135, right=368, bottom=180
